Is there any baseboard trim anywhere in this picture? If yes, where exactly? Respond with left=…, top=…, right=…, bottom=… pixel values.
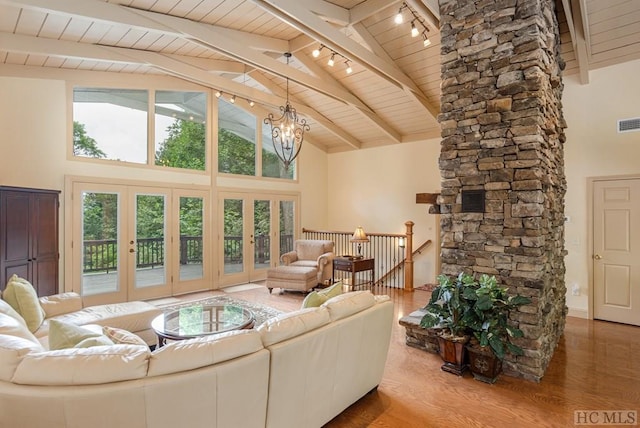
left=567, top=307, right=589, bottom=319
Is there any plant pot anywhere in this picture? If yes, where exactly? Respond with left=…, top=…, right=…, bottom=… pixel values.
left=437, top=334, right=469, bottom=376
left=467, top=345, right=502, bottom=384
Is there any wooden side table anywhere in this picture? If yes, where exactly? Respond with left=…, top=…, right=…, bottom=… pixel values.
left=333, top=257, right=375, bottom=289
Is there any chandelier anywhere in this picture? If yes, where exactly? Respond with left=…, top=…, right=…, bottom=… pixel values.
left=264, top=52, right=310, bottom=171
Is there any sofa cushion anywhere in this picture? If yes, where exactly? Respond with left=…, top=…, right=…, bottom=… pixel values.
left=103, top=326, right=148, bottom=347
left=0, top=334, right=45, bottom=382
left=2, top=275, right=46, bottom=333
left=48, top=319, right=103, bottom=350
left=301, top=281, right=344, bottom=309
left=74, top=336, right=115, bottom=348
left=257, top=306, right=330, bottom=347
left=301, top=291, right=325, bottom=308
left=0, top=313, right=40, bottom=344
left=321, top=291, right=376, bottom=321
left=0, top=299, right=26, bottom=326
left=37, top=300, right=162, bottom=339
left=39, top=292, right=83, bottom=318
left=12, top=345, right=151, bottom=385
left=148, top=329, right=264, bottom=377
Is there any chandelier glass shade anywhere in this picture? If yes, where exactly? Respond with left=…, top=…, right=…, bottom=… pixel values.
left=264, top=53, right=310, bottom=171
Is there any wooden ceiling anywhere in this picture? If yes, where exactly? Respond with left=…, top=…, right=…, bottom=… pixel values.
left=0, top=0, right=639, bottom=153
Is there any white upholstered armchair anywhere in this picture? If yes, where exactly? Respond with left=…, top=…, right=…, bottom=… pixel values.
left=280, top=240, right=335, bottom=285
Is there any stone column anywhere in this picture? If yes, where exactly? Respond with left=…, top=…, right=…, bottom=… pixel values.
left=437, top=0, right=567, bottom=381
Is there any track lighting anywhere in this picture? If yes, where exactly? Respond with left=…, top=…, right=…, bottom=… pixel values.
left=215, top=90, right=221, bottom=98
left=311, top=44, right=354, bottom=75
left=249, top=100, right=255, bottom=107
left=411, top=21, right=419, bottom=37
left=345, top=61, right=353, bottom=74
left=394, top=2, right=431, bottom=48
left=423, top=33, right=431, bottom=47
left=394, top=6, right=404, bottom=24
left=229, top=95, right=236, bottom=104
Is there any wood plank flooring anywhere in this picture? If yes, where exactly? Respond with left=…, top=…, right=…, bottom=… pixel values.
left=181, top=285, right=640, bottom=428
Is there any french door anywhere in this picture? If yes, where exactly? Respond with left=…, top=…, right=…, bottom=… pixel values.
left=218, top=191, right=298, bottom=287
left=71, top=181, right=209, bottom=305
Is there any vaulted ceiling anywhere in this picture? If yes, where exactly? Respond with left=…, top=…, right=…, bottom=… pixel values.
left=0, top=0, right=639, bottom=153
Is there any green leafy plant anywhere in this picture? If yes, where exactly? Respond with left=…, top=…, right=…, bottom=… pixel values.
left=419, top=272, right=479, bottom=337
left=465, top=274, right=531, bottom=360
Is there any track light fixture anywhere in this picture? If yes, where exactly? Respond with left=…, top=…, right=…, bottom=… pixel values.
left=393, top=2, right=431, bottom=48
left=394, top=4, right=406, bottom=24
left=411, top=21, right=419, bottom=37
left=310, top=44, right=354, bottom=75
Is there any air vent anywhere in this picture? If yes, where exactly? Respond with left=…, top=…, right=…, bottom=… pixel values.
left=618, top=117, right=640, bottom=133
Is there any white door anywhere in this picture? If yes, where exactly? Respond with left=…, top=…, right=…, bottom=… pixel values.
left=593, top=178, right=640, bottom=326
left=218, top=192, right=298, bottom=287
left=72, top=182, right=210, bottom=305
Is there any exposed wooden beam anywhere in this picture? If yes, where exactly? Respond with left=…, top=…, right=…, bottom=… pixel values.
left=300, top=0, right=349, bottom=25
left=350, top=0, right=398, bottom=24
left=563, top=0, right=590, bottom=84
left=419, top=0, right=440, bottom=22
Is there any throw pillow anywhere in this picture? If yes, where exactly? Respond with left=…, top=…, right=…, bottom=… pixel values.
left=74, top=335, right=115, bottom=348
left=2, top=275, right=46, bottom=333
left=301, top=291, right=327, bottom=308
left=48, top=319, right=103, bottom=350
left=318, top=280, right=343, bottom=300
left=103, top=326, right=147, bottom=347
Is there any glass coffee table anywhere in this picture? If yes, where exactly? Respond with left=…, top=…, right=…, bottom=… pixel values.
left=152, top=302, right=255, bottom=348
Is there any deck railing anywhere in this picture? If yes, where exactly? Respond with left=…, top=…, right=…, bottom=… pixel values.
left=83, top=234, right=294, bottom=273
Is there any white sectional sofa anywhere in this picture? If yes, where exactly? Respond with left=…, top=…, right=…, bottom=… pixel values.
left=0, top=291, right=393, bottom=428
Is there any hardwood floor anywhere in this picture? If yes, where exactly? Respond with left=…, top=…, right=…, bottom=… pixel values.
left=182, top=285, right=640, bottom=428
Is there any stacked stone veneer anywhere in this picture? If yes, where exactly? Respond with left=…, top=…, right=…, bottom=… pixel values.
left=437, top=0, right=567, bottom=381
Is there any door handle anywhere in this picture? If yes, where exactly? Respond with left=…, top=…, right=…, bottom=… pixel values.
left=593, top=254, right=602, bottom=260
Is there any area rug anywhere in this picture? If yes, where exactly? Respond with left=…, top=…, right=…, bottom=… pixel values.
left=158, top=295, right=284, bottom=327
left=414, top=283, right=437, bottom=292
left=221, top=283, right=265, bottom=293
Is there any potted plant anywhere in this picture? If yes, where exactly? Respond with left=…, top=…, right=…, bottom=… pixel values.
left=419, top=272, right=479, bottom=375
left=464, top=274, right=531, bottom=383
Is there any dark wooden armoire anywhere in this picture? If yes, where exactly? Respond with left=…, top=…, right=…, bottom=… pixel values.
left=0, top=186, right=60, bottom=296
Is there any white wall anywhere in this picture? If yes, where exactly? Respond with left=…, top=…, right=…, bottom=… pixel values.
left=327, top=139, right=442, bottom=286
left=563, top=59, right=640, bottom=317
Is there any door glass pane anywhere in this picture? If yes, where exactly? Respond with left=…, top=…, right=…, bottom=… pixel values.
left=154, top=91, right=207, bottom=171
left=81, top=192, right=119, bottom=296
left=224, top=199, right=244, bottom=274
left=180, top=196, right=204, bottom=281
left=279, top=200, right=294, bottom=257
left=135, top=194, right=166, bottom=288
left=254, top=200, right=271, bottom=270
left=218, top=99, right=256, bottom=176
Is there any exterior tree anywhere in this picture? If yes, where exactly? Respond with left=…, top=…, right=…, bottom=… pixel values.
left=155, top=119, right=206, bottom=170
left=73, top=121, right=106, bottom=158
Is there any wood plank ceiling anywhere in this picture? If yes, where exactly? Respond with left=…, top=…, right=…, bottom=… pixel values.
left=0, top=0, right=639, bottom=153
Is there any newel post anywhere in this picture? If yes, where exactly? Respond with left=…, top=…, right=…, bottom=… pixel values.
left=404, top=221, right=414, bottom=291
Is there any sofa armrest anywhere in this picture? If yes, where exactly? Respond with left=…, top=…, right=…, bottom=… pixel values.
left=280, top=251, right=298, bottom=265
left=317, top=252, right=335, bottom=269
left=38, top=293, right=83, bottom=318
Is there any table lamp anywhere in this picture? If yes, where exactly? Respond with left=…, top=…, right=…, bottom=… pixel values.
left=350, top=226, right=369, bottom=257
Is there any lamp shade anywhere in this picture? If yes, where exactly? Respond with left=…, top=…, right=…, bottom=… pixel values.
left=350, top=226, right=369, bottom=243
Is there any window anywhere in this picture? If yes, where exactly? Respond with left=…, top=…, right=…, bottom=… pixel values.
left=73, top=88, right=148, bottom=164
left=73, top=88, right=208, bottom=171
left=154, top=91, right=207, bottom=170
left=218, top=98, right=256, bottom=176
